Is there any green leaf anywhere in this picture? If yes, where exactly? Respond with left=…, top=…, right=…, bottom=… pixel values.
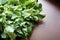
left=0, top=0, right=7, bottom=5
left=0, top=0, right=45, bottom=40
left=34, top=3, right=42, bottom=11
left=1, top=33, right=7, bottom=38
left=5, top=26, right=14, bottom=32
left=7, top=32, right=16, bottom=40
left=22, top=12, right=30, bottom=18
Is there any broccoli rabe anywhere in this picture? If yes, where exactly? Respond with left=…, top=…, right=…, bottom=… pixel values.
left=0, top=0, right=45, bottom=40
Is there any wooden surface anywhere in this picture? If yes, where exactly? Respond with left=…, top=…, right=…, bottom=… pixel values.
left=30, top=0, right=60, bottom=40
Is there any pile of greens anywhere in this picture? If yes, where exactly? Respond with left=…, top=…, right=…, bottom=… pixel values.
left=0, top=0, right=45, bottom=40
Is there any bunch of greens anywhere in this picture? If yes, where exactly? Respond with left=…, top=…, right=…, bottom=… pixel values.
left=0, top=0, right=45, bottom=40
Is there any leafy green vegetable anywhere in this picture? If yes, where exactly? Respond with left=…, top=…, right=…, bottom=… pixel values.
left=0, top=0, right=45, bottom=40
